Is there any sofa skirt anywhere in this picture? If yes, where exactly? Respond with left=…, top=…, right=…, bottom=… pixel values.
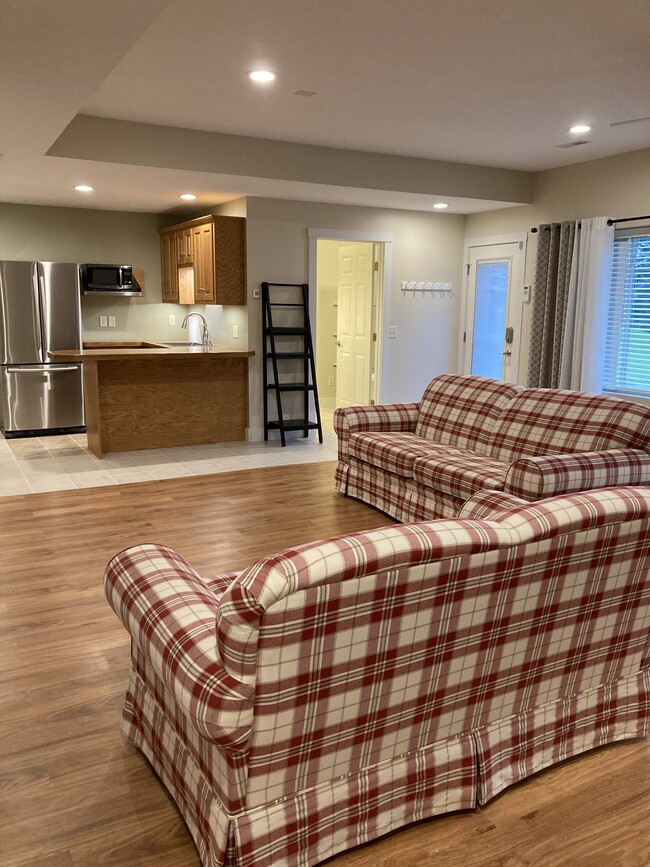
left=121, top=665, right=477, bottom=867
left=337, top=459, right=464, bottom=521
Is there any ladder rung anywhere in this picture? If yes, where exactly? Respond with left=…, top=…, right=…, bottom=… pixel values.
left=266, top=326, right=308, bottom=334
left=269, top=302, right=304, bottom=308
left=267, top=419, right=320, bottom=431
left=267, top=383, right=314, bottom=391
left=267, top=352, right=311, bottom=359
left=262, top=282, right=305, bottom=288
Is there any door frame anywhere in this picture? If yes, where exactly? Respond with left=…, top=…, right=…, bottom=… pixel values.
left=309, top=228, right=393, bottom=405
left=458, top=232, right=527, bottom=382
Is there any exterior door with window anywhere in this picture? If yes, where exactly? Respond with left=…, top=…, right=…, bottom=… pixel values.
left=462, top=241, right=525, bottom=383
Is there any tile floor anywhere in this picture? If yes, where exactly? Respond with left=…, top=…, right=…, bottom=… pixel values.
left=0, top=410, right=338, bottom=497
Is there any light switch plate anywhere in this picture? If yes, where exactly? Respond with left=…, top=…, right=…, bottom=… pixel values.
left=233, top=324, right=240, bottom=338
left=168, top=314, right=176, bottom=325
left=99, top=315, right=108, bottom=327
left=108, top=316, right=116, bottom=328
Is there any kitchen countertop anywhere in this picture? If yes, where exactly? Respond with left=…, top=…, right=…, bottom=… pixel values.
left=49, top=342, right=254, bottom=362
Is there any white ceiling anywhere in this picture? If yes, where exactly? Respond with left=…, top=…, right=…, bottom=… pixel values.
left=1, top=0, right=649, bottom=215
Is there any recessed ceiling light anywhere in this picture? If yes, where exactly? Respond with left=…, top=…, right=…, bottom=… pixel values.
left=569, top=124, right=591, bottom=134
left=247, top=69, right=277, bottom=83
left=433, top=202, right=449, bottom=210
left=179, top=193, right=197, bottom=200
left=74, top=184, right=94, bottom=192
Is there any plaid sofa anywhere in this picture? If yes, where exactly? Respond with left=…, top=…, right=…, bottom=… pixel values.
left=105, top=486, right=650, bottom=867
left=334, top=374, right=650, bottom=521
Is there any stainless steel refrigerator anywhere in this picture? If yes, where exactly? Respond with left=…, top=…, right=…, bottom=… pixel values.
left=0, top=261, right=85, bottom=437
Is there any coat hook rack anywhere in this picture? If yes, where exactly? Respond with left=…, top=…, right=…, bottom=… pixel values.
left=401, top=281, right=454, bottom=297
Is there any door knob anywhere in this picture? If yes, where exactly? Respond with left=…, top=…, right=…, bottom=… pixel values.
left=502, top=350, right=512, bottom=356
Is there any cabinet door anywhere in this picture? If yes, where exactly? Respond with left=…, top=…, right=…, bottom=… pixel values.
left=193, top=222, right=215, bottom=303
left=214, top=216, right=246, bottom=305
left=160, top=232, right=178, bottom=302
left=177, top=227, right=194, bottom=265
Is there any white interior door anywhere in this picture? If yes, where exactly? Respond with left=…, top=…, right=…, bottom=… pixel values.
left=336, top=243, right=373, bottom=407
left=462, top=241, right=525, bottom=383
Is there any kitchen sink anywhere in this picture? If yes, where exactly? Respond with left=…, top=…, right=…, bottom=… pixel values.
left=162, top=341, right=202, bottom=347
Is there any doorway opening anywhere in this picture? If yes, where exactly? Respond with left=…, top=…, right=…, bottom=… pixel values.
left=314, top=239, right=384, bottom=425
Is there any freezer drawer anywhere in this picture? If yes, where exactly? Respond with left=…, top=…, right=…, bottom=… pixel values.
left=0, top=364, right=84, bottom=434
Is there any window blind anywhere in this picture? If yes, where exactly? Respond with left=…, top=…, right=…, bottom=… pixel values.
left=603, top=227, right=650, bottom=398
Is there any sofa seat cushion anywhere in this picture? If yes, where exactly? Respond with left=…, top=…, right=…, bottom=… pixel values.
left=415, top=374, right=521, bottom=453
left=413, top=452, right=510, bottom=501
left=349, top=432, right=451, bottom=478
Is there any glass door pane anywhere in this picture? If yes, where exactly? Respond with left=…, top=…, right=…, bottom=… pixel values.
left=471, top=260, right=509, bottom=379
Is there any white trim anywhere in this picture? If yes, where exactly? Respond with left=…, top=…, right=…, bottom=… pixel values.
left=464, top=232, right=528, bottom=249
left=309, top=228, right=393, bottom=406
left=308, top=227, right=394, bottom=243
left=459, top=233, right=528, bottom=383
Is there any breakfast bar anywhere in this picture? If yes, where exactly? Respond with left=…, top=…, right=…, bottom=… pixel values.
left=49, top=342, right=255, bottom=458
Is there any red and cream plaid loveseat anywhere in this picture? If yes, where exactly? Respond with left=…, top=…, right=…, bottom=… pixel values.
left=334, top=373, right=650, bottom=521
left=105, top=486, right=650, bottom=867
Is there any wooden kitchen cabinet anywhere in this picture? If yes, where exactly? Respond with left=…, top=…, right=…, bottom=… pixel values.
left=176, top=226, right=193, bottom=265
left=192, top=221, right=215, bottom=303
left=159, top=215, right=246, bottom=305
left=160, top=231, right=178, bottom=302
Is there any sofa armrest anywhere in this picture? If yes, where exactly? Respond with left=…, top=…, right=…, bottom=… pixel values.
left=333, top=402, right=420, bottom=461
left=503, top=449, right=650, bottom=500
left=105, top=543, right=254, bottom=750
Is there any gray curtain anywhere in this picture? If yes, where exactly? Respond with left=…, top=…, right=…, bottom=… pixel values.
left=527, top=221, right=577, bottom=388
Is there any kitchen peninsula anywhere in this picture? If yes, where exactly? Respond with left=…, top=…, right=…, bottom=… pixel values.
left=48, top=343, right=254, bottom=458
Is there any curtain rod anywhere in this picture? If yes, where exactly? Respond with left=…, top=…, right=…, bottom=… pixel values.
left=530, top=214, right=650, bottom=233
left=606, top=214, right=650, bottom=226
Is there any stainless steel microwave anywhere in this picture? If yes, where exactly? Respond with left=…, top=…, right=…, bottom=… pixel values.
left=80, top=263, right=141, bottom=296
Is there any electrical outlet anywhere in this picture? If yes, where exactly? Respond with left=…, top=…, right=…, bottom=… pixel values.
left=328, top=375, right=335, bottom=386
left=168, top=314, right=176, bottom=325
left=252, top=287, right=260, bottom=299
left=108, top=316, right=116, bottom=328
left=233, top=324, right=239, bottom=339
left=388, top=326, right=397, bottom=339
left=99, top=315, right=108, bottom=327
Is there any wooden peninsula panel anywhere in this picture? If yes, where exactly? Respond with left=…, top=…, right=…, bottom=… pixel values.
left=50, top=346, right=254, bottom=457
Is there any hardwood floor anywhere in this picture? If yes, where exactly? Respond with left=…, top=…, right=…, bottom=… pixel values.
left=1, top=462, right=649, bottom=866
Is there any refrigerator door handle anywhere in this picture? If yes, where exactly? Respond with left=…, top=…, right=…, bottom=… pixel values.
left=33, top=263, right=44, bottom=360
left=6, top=365, right=81, bottom=373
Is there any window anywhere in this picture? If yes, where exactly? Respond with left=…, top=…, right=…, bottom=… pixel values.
left=603, top=227, right=650, bottom=399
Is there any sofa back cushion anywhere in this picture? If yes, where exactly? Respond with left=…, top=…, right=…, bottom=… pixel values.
left=487, top=388, right=650, bottom=463
left=415, top=374, right=521, bottom=454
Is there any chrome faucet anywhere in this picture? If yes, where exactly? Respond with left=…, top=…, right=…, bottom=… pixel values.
left=181, top=312, right=212, bottom=347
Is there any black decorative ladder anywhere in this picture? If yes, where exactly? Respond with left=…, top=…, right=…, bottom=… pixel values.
left=262, top=282, right=323, bottom=447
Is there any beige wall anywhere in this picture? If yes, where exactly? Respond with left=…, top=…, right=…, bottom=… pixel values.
left=244, top=197, right=465, bottom=438
left=464, top=148, right=650, bottom=382
left=0, top=201, right=191, bottom=342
